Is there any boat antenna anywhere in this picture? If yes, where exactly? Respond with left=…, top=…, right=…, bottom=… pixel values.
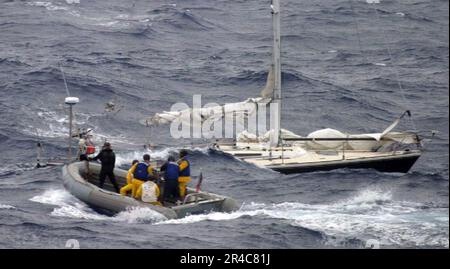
left=60, top=64, right=79, bottom=162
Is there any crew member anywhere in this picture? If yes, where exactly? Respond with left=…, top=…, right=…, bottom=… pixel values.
left=136, top=180, right=162, bottom=206
left=129, top=154, right=158, bottom=199
left=177, top=150, right=191, bottom=199
left=91, top=142, right=120, bottom=193
left=160, top=156, right=180, bottom=204
left=119, top=160, right=139, bottom=196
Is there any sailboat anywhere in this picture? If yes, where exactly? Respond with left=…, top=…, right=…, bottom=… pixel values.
left=142, top=0, right=422, bottom=174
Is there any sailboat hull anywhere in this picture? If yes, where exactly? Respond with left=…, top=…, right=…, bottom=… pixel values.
left=264, top=152, right=421, bottom=174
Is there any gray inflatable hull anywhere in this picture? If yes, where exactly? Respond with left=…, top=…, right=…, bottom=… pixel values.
left=62, top=162, right=239, bottom=219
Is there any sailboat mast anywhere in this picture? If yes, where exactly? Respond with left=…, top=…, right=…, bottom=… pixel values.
left=271, top=0, right=282, bottom=146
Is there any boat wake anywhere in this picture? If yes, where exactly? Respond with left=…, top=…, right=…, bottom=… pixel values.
left=157, top=189, right=449, bottom=248
left=29, top=189, right=167, bottom=223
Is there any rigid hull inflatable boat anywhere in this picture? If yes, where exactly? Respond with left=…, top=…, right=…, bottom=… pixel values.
left=62, top=162, right=239, bottom=219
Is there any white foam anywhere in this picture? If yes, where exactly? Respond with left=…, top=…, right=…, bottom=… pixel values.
left=29, top=189, right=168, bottom=223
left=113, top=207, right=167, bottom=224
left=24, top=107, right=135, bottom=149
left=28, top=1, right=68, bottom=11
left=65, top=0, right=80, bottom=4
left=115, top=146, right=209, bottom=166
left=115, top=148, right=175, bottom=166
left=0, top=163, right=37, bottom=177
left=28, top=188, right=448, bottom=247
left=30, top=189, right=109, bottom=220
left=157, top=190, right=449, bottom=248
left=24, top=108, right=90, bottom=138
left=0, top=204, right=15, bottom=210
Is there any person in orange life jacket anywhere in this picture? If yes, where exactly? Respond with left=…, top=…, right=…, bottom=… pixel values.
left=177, top=149, right=191, bottom=198
left=160, top=156, right=180, bottom=205
left=90, top=142, right=120, bottom=193
left=119, top=159, right=139, bottom=196
left=129, top=154, right=158, bottom=199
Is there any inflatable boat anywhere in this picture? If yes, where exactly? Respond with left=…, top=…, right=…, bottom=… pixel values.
left=62, top=162, right=239, bottom=219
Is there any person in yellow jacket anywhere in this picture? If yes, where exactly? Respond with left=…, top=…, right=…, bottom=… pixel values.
left=119, top=159, right=139, bottom=197
left=177, top=150, right=191, bottom=198
left=129, top=154, right=159, bottom=199
left=136, top=180, right=162, bottom=206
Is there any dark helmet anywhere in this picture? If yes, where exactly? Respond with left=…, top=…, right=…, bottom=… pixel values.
left=143, top=154, right=151, bottom=161
left=132, top=159, right=139, bottom=165
left=168, top=156, right=175, bottom=162
left=179, top=149, right=188, bottom=158
left=103, top=142, right=111, bottom=149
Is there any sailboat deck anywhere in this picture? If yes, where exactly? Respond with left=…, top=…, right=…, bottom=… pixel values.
left=242, top=150, right=419, bottom=167
left=214, top=141, right=421, bottom=167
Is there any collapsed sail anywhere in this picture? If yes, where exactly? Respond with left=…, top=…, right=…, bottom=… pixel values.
left=140, top=64, right=275, bottom=128
left=141, top=97, right=270, bottom=127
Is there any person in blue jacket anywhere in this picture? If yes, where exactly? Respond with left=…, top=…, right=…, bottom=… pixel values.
left=160, top=156, right=180, bottom=204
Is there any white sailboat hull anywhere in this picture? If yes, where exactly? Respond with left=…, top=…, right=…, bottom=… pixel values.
left=212, top=136, right=422, bottom=174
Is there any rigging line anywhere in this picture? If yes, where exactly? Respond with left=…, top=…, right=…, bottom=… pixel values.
left=369, top=3, right=418, bottom=132
left=348, top=0, right=370, bottom=65
left=59, top=63, right=71, bottom=97
left=347, top=0, right=374, bottom=117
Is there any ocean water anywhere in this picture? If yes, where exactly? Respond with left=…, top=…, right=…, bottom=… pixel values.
left=0, top=0, right=448, bottom=249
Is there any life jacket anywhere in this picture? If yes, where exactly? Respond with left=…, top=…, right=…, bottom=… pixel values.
left=141, top=181, right=158, bottom=203
left=179, top=158, right=190, bottom=177
left=164, top=162, right=179, bottom=182
left=85, top=136, right=96, bottom=155
left=86, top=145, right=96, bottom=155
left=134, top=162, right=150, bottom=181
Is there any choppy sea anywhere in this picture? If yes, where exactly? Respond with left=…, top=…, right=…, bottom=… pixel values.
left=0, top=0, right=448, bottom=248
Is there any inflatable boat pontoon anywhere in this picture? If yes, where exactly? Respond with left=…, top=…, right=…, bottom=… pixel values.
left=62, top=162, right=239, bottom=219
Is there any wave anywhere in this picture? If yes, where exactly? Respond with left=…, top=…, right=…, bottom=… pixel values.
left=222, top=69, right=306, bottom=86
left=27, top=1, right=68, bottom=11
left=29, top=189, right=167, bottom=223
left=162, top=9, right=216, bottom=31
left=0, top=133, right=8, bottom=144
left=156, top=188, right=449, bottom=248
left=0, top=163, right=37, bottom=178
left=0, top=204, right=15, bottom=210
left=115, top=146, right=209, bottom=166
left=113, top=207, right=167, bottom=224
left=19, top=105, right=137, bottom=149
left=29, top=189, right=108, bottom=220
left=27, top=186, right=449, bottom=248
left=20, top=106, right=91, bottom=139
